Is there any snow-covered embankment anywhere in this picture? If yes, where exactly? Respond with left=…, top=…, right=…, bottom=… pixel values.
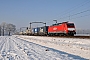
left=18, top=35, right=90, bottom=59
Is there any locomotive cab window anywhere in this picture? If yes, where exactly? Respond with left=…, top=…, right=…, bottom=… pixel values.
left=67, top=23, right=74, bottom=27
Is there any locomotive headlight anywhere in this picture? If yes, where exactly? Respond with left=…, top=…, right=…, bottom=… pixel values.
left=68, top=28, right=75, bottom=31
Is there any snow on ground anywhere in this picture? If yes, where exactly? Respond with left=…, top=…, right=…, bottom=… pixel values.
left=0, top=35, right=90, bottom=60
left=17, top=35, right=90, bottom=60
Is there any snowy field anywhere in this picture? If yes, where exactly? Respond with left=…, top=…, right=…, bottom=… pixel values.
left=0, top=35, right=90, bottom=60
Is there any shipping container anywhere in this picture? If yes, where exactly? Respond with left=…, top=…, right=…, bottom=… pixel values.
left=32, top=28, right=39, bottom=35
left=38, top=26, right=48, bottom=35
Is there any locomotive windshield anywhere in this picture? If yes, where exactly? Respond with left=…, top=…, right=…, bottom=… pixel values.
left=67, top=23, right=74, bottom=27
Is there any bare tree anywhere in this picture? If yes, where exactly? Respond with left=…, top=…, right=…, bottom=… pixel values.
left=0, top=22, right=16, bottom=36
left=0, top=22, right=7, bottom=36
left=5, top=23, right=16, bottom=36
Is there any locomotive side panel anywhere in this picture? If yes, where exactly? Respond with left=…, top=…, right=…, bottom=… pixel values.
left=48, top=25, right=63, bottom=33
left=56, top=24, right=66, bottom=33
left=48, top=23, right=66, bottom=36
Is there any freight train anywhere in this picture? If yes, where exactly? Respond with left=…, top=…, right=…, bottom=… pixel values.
left=20, top=22, right=76, bottom=36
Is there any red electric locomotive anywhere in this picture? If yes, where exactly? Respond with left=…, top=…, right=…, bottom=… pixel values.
left=48, top=22, right=76, bottom=36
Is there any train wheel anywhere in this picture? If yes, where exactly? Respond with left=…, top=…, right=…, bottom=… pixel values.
left=69, top=34, right=74, bottom=36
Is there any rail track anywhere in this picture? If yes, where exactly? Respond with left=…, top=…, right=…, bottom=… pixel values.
left=29, top=35, right=90, bottom=39
left=45, top=35, right=90, bottom=39
left=20, top=34, right=90, bottom=39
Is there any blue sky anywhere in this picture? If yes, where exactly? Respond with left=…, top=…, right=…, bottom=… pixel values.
left=0, top=0, right=90, bottom=29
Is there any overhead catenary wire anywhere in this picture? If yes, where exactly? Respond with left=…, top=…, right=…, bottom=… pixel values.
left=70, top=14, right=90, bottom=20
left=59, top=0, right=90, bottom=18
left=60, top=9, right=90, bottom=19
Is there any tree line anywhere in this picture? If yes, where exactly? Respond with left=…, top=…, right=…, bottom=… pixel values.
left=0, top=22, right=16, bottom=36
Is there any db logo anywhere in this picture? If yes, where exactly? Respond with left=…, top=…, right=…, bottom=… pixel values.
left=53, top=27, right=57, bottom=30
